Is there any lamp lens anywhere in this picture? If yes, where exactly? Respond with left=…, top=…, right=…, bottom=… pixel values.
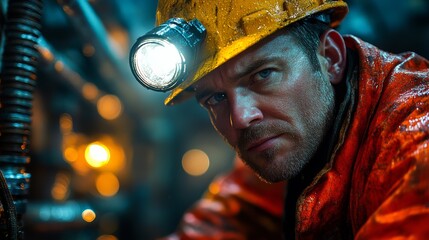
left=133, top=39, right=184, bottom=90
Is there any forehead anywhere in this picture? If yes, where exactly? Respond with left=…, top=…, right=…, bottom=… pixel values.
left=194, top=30, right=299, bottom=88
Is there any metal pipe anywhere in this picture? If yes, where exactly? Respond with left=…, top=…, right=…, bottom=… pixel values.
left=0, top=0, right=43, bottom=239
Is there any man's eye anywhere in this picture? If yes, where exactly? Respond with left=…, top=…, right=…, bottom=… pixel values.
left=205, top=92, right=227, bottom=106
left=253, top=69, right=273, bottom=82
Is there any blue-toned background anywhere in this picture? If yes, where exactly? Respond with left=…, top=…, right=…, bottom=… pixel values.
left=0, top=0, right=427, bottom=239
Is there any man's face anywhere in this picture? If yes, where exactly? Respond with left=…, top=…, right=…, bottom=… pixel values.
left=195, top=31, right=336, bottom=183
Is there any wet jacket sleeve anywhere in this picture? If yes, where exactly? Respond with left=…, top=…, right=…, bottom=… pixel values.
left=353, top=52, right=429, bottom=239
left=161, top=158, right=285, bottom=240
left=355, top=109, right=429, bottom=238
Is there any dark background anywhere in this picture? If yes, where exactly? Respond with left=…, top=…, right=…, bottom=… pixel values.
left=0, top=0, right=428, bottom=239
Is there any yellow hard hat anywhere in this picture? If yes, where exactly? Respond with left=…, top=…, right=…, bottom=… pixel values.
left=159, top=0, right=348, bottom=105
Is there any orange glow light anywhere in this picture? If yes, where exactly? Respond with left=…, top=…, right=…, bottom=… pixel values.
left=182, top=149, right=210, bottom=176
left=82, top=209, right=96, bottom=222
left=97, top=235, right=118, bottom=240
left=64, top=147, right=78, bottom=162
left=54, top=61, right=64, bottom=71
left=82, top=83, right=99, bottom=101
left=85, top=142, right=110, bottom=168
left=59, top=114, right=73, bottom=133
left=51, top=172, right=70, bottom=201
left=97, top=95, right=122, bottom=120
left=96, top=172, right=120, bottom=197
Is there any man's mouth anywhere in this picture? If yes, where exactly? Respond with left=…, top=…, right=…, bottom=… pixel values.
left=246, top=134, right=283, bottom=152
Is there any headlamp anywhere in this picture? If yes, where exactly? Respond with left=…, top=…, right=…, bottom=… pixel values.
left=129, top=18, right=206, bottom=92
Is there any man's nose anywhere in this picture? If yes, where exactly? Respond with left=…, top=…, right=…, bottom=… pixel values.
left=229, top=91, right=262, bottom=129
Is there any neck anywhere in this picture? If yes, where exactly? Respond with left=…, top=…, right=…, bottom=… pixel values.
left=282, top=48, right=358, bottom=239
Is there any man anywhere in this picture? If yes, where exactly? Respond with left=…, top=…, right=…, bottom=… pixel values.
left=131, top=0, right=429, bottom=238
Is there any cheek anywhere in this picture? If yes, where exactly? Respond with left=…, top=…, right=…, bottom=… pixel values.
left=209, top=110, right=236, bottom=145
left=270, top=72, right=322, bottom=124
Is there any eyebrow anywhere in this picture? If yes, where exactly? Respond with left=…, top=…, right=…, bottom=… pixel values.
left=195, top=56, right=282, bottom=102
left=233, top=56, right=278, bottom=80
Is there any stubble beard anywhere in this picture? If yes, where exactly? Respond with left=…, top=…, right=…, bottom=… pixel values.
left=236, top=131, right=316, bottom=183
left=235, top=122, right=302, bottom=183
left=235, top=80, right=335, bottom=183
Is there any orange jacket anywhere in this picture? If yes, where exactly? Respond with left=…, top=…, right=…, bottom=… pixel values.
left=162, top=157, right=286, bottom=240
left=296, top=36, right=429, bottom=239
left=163, top=35, right=429, bottom=239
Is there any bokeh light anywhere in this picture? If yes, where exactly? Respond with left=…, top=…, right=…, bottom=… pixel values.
left=181, top=149, right=210, bottom=176
left=63, top=146, right=78, bottom=163
left=97, top=94, right=122, bottom=120
left=82, top=82, right=99, bottom=101
left=96, top=172, right=120, bottom=197
left=51, top=172, right=70, bottom=201
left=97, top=136, right=126, bottom=172
left=85, top=142, right=110, bottom=168
left=82, top=209, right=96, bottom=222
left=54, top=60, right=64, bottom=71
left=59, top=113, right=73, bottom=134
left=82, top=43, right=95, bottom=57
left=208, top=181, right=221, bottom=195
left=97, top=235, right=118, bottom=240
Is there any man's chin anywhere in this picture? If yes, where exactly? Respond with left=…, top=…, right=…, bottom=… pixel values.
left=241, top=157, right=282, bottom=183
left=256, top=172, right=285, bottom=184
left=256, top=168, right=302, bottom=183
left=241, top=154, right=302, bottom=183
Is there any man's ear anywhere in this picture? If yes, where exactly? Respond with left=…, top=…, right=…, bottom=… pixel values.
left=318, top=29, right=346, bottom=85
